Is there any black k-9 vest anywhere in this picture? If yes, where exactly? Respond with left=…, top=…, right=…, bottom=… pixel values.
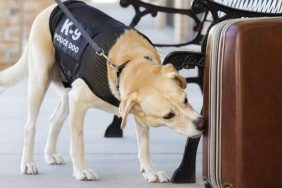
left=49, top=0, right=132, bottom=107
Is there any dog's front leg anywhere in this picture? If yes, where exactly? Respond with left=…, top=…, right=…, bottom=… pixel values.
left=134, top=118, right=170, bottom=183
left=69, top=89, right=99, bottom=181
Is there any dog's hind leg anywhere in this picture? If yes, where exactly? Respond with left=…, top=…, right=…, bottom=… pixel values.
left=21, top=43, right=54, bottom=175
left=21, top=66, right=51, bottom=175
left=44, top=84, right=69, bottom=165
left=134, top=118, right=170, bottom=183
left=21, top=51, right=52, bottom=174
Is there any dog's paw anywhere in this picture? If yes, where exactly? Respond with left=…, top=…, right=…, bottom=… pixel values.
left=21, top=162, right=38, bottom=175
left=73, top=169, right=100, bottom=181
left=45, top=153, right=64, bottom=165
left=142, top=170, right=170, bottom=183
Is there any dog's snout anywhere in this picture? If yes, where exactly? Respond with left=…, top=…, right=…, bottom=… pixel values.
left=193, top=117, right=205, bottom=131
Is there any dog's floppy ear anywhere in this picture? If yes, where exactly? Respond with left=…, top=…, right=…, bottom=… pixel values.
left=119, top=92, right=138, bottom=129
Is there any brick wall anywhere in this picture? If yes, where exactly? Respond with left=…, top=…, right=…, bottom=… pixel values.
left=0, top=0, right=22, bottom=64
left=0, top=0, right=53, bottom=64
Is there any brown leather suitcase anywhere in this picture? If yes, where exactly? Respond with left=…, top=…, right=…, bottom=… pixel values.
left=203, top=18, right=282, bottom=188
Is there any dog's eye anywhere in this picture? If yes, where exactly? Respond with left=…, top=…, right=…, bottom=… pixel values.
left=163, top=112, right=175, bottom=119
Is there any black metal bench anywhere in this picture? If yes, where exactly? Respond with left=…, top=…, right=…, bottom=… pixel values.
left=105, top=0, right=282, bottom=184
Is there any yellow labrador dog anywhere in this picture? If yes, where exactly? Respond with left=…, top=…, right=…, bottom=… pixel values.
left=0, top=1, right=204, bottom=183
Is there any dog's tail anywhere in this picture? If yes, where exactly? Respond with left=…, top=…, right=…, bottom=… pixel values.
left=0, top=44, right=29, bottom=87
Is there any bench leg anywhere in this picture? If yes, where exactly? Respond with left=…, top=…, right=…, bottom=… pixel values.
left=171, top=136, right=201, bottom=183
left=104, top=115, right=123, bottom=138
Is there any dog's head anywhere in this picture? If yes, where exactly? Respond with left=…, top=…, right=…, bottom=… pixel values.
left=119, top=63, right=204, bottom=138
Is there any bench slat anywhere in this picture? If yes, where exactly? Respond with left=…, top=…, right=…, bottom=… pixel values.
left=211, top=0, right=282, bottom=13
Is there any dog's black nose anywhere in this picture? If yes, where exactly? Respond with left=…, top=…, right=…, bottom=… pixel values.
left=193, top=117, right=205, bottom=131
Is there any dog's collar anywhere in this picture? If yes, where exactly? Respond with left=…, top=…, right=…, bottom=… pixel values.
left=115, top=55, right=154, bottom=93
left=115, top=60, right=130, bottom=91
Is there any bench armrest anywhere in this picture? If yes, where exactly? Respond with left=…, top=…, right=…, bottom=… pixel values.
left=163, top=51, right=204, bottom=70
